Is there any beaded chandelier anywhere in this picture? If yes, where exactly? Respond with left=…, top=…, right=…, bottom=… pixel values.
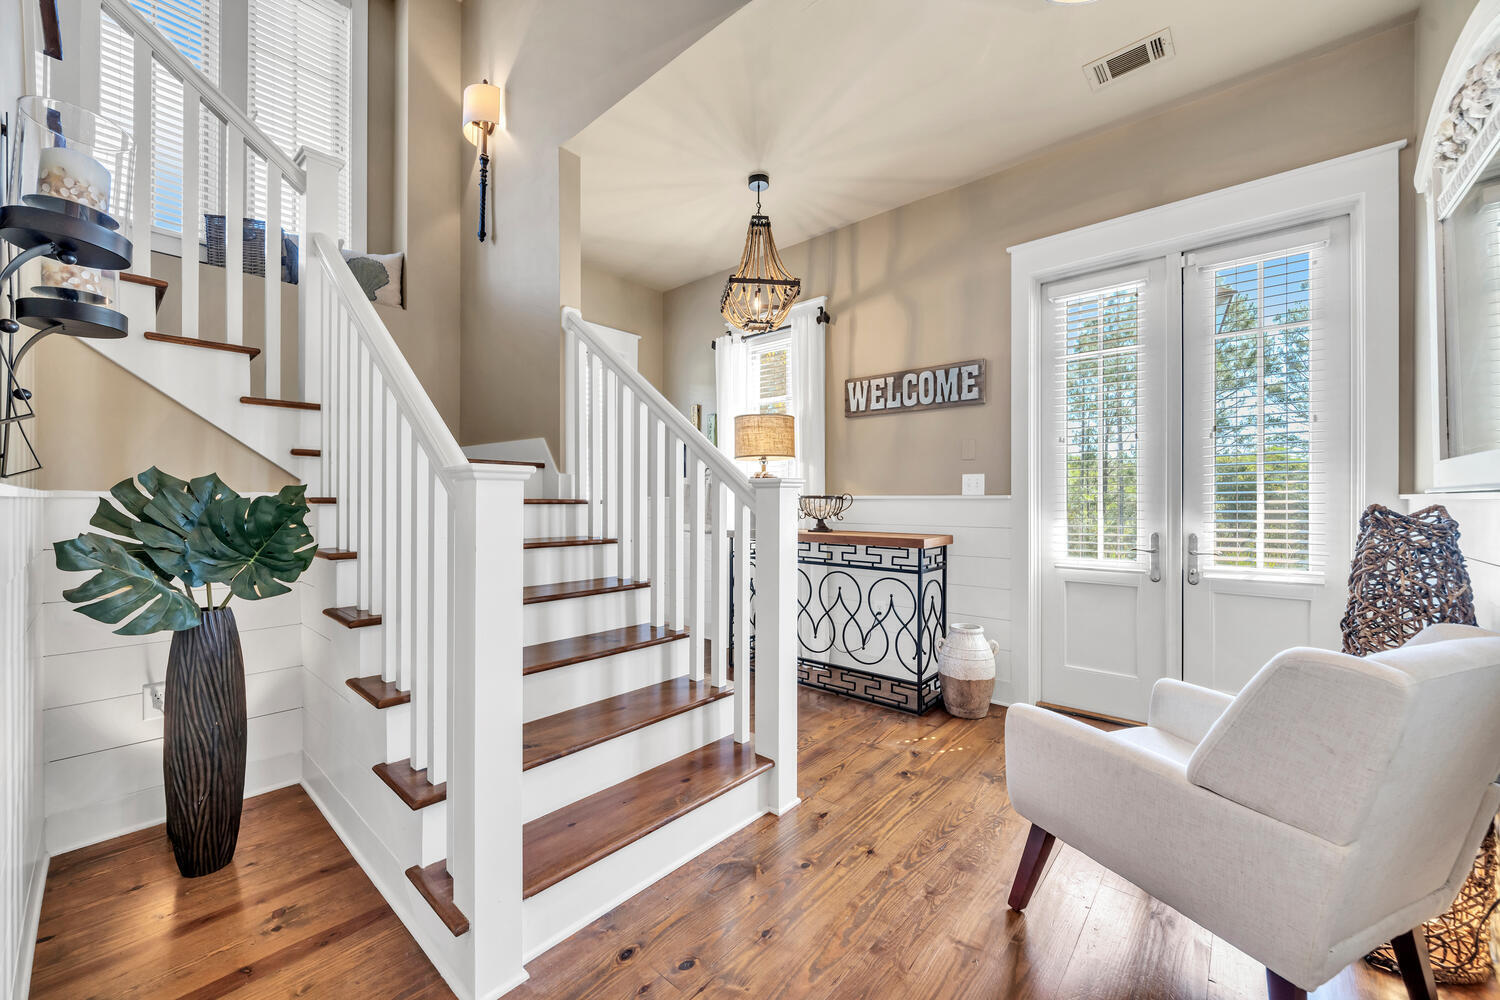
left=720, top=173, right=800, bottom=333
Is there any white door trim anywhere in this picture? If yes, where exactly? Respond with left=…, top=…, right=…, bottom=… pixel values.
left=1008, top=141, right=1402, bottom=708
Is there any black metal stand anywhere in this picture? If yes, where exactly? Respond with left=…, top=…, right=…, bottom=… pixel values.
left=729, top=536, right=950, bottom=714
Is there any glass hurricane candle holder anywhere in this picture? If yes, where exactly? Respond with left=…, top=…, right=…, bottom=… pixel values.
left=6, top=95, right=134, bottom=235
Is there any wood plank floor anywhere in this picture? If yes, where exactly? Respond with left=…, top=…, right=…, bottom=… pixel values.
left=29, top=691, right=1500, bottom=999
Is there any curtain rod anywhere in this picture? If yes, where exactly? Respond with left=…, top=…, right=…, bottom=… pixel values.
left=711, top=305, right=831, bottom=349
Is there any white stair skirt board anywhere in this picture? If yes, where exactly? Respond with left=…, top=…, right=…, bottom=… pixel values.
left=523, top=504, right=586, bottom=537
left=302, top=673, right=446, bottom=867
left=77, top=333, right=311, bottom=478
left=522, top=640, right=688, bottom=723
left=521, top=697, right=733, bottom=823
left=521, top=773, right=770, bottom=961
left=300, top=754, right=508, bottom=1000
left=523, top=542, right=618, bottom=588
left=523, top=587, right=650, bottom=646
left=11, top=854, right=47, bottom=1000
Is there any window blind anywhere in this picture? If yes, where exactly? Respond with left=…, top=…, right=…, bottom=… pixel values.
left=247, top=0, right=352, bottom=242
left=1196, top=243, right=1328, bottom=573
left=99, top=0, right=222, bottom=238
left=1052, top=280, right=1145, bottom=563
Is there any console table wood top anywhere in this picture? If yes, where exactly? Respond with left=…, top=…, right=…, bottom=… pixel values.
left=798, top=529, right=954, bottom=549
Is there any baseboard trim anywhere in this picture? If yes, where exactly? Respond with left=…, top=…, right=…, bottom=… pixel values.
left=12, top=852, right=49, bottom=1000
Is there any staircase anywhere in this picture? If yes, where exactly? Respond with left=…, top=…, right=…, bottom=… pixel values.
left=46, top=5, right=801, bottom=998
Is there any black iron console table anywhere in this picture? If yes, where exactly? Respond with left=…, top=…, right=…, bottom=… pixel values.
left=729, top=529, right=951, bottom=714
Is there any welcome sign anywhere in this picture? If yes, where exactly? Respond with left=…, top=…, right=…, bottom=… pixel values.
left=844, top=360, right=986, bottom=417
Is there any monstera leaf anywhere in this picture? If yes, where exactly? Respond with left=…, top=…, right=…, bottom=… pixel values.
left=85, top=468, right=236, bottom=588
left=54, top=533, right=201, bottom=635
left=188, top=485, right=316, bottom=601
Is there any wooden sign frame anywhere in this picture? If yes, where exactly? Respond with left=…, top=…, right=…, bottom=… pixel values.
left=844, top=359, right=986, bottom=417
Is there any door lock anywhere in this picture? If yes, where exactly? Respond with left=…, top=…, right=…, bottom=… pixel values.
left=1132, top=531, right=1161, bottom=582
left=1186, top=532, right=1217, bottom=586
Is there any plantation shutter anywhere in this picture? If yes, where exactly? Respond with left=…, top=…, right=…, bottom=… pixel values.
left=98, top=0, right=222, bottom=240
left=1186, top=225, right=1335, bottom=575
left=1048, top=268, right=1153, bottom=566
left=247, top=0, right=352, bottom=242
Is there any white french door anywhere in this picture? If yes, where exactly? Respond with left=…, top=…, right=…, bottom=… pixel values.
left=1039, top=218, right=1354, bottom=721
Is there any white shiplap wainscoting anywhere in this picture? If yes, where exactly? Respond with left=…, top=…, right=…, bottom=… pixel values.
left=1412, top=495, right=1500, bottom=631
left=835, top=495, right=1014, bottom=703
left=40, top=492, right=304, bottom=855
left=1, top=486, right=45, bottom=1000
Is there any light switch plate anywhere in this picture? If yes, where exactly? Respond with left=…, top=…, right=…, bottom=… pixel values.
left=960, top=438, right=977, bottom=461
left=143, top=682, right=165, bottom=721
left=961, top=473, right=985, bottom=496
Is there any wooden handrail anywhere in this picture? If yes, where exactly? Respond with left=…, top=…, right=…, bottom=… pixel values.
left=562, top=306, right=754, bottom=506
left=308, top=232, right=469, bottom=471
left=100, top=0, right=308, bottom=191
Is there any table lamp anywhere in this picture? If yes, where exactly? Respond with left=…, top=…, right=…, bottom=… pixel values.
left=734, top=413, right=795, bottom=477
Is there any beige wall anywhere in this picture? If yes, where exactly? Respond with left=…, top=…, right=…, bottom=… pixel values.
left=661, top=22, right=1419, bottom=497
left=30, top=338, right=292, bottom=492
left=581, top=263, right=666, bottom=389
left=458, top=0, right=750, bottom=454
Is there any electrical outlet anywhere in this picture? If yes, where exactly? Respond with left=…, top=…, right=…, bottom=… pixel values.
left=962, top=474, right=985, bottom=496
left=142, top=682, right=165, bottom=721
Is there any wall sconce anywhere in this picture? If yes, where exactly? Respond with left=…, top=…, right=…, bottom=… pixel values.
left=462, top=79, right=503, bottom=243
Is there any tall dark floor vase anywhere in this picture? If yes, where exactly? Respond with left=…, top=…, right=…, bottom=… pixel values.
left=164, top=607, right=247, bottom=878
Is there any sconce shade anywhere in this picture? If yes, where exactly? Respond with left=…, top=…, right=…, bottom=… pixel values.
left=735, top=413, right=796, bottom=461
left=462, top=81, right=503, bottom=145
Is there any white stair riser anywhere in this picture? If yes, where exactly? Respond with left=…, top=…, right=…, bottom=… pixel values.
left=289, top=454, right=322, bottom=493
left=521, top=697, right=733, bottom=822
left=524, top=504, right=586, bottom=537
left=523, top=543, right=616, bottom=587
left=521, top=773, right=768, bottom=960
left=302, top=556, right=358, bottom=611
left=304, top=610, right=383, bottom=688
left=302, top=669, right=443, bottom=866
left=523, top=588, right=649, bottom=645
left=522, top=638, right=689, bottom=722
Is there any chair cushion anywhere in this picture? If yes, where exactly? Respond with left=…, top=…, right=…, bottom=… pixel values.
left=1111, top=726, right=1197, bottom=768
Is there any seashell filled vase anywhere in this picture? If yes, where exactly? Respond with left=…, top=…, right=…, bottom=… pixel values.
left=936, top=623, right=998, bottom=719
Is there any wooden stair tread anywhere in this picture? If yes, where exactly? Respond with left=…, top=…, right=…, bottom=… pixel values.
left=290, top=447, right=320, bottom=457
left=144, top=331, right=261, bottom=360
left=524, top=624, right=688, bottom=675
left=523, top=677, right=731, bottom=770
left=345, top=675, right=409, bottom=709
left=523, top=737, right=771, bottom=898
left=121, top=271, right=168, bottom=308
left=373, top=759, right=445, bottom=809
left=307, top=496, right=337, bottom=505
left=523, top=577, right=649, bottom=604
left=240, top=395, right=320, bottom=410
left=469, top=458, right=545, bottom=468
left=316, top=547, right=357, bottom=560
left=523, top=536, right=616, bottom=549
left=323, top=606, right=381, bottom=628
left=524, top=498, right=586, bottom=505
left=405, top=862, right=469, bottom=936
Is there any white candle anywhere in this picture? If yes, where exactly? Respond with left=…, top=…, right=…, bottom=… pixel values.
left=39, top=260, right=111, bottom=305
left=36, top=145, right=112, bottom=214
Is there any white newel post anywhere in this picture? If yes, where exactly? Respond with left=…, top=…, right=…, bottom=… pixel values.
left=752, top=478, right=801, bottom=816
left=448, top=464, right=530, bottom=997
left=296, top=146, right=342, bottom=402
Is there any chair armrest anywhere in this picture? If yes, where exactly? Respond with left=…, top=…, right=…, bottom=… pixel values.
left=1148, top=679, right=1232, bottom=746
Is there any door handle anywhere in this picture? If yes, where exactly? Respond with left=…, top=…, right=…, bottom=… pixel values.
left=1186, top=532, right=1217, bottom=586
left=1132, top=531, right=1161, bottom=582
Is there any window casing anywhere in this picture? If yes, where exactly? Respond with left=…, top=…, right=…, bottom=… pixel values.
left=746, top=332, right=797, bottom=478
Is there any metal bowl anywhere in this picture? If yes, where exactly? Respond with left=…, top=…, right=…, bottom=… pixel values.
left=798, top=493, right=853, bottom=532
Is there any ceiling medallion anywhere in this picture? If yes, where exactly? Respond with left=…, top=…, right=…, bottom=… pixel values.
left=720, top=172, right=800, bottom=333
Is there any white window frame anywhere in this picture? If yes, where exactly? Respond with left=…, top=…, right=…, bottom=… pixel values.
left=1008, top=142, right=1402, bottom=710
left=744, top=328, right=796, bottom=478
left=93, top=0, right=367, bottom=258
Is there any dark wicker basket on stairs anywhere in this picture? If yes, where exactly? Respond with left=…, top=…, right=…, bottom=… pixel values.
left=1344, top=504, right=1493, bottom=983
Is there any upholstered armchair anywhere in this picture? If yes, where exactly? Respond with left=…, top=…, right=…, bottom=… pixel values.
left=1005, top=624, right=1500, bottom=1000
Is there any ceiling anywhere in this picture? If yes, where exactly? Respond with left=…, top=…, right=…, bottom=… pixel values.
left=566, top=0, right=1417, bottom=291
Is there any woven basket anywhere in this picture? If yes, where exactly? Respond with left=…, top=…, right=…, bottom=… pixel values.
left=1346, top=504, right=1492, bottom=983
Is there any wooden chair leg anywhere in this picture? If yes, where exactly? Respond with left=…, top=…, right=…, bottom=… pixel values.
left=1007, top=823, right=1056, bottom=911
left=1390, top=927, right=1439, bottom=1000
left=1265, top=970, right=1307, bottom=1000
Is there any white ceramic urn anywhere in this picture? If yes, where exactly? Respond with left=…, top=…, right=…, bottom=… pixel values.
left=936, top=623, right=998, bottom=719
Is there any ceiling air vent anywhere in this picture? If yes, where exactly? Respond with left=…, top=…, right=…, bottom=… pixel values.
left=1085, top=28, right=1175, bottom=91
